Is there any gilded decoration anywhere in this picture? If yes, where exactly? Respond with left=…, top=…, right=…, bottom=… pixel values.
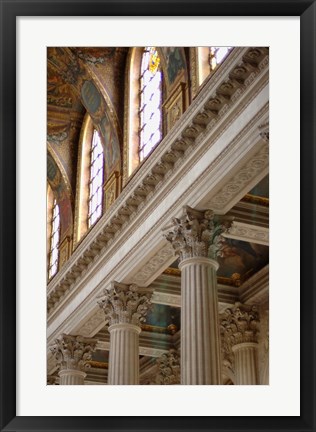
left=163, top=82, right=187, bottom=133
left=103, top=171, right=120, bottom=213
left=59, top=236, right=72, bottom=270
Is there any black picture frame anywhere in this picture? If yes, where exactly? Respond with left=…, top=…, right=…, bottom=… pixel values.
left=1, top=1, right=315, bottom=431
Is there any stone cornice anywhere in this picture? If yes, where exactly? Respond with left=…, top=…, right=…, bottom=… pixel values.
left=47, top=48, right=268, bottom=315
left=223, top=221, right=269, bottom=246
left=47, top=50, right=269, bottom=344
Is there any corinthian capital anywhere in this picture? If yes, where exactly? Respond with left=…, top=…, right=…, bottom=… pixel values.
left=156, top=349, right=180, bottom=385
left=97, top=281, right=153, bottom=326
left=220, top=303, right=260, bottom=347
left=164, top=205, right=232, bottom=261
left=50, top=334, right=97, bottom=372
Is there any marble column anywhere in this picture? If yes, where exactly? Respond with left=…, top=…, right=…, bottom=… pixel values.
left=50, top=334, right=97, bottom=385
left=165, top=205, right=231, bottom=385
left=98, top=281, right=153, bottom=385
left=220, top=303, right=260, bottom=385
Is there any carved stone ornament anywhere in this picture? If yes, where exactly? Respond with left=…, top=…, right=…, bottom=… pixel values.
left=97, top=281, right=154, bottom=326
left=50, top=334, right=97, bottom=372
left=164, top=205, right=233, bottom=261
left=220, top=302, right=260, bottom=347
left=155, top=349, right=180, bottom=385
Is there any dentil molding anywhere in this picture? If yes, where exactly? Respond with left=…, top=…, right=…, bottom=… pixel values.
left=47, top=47, right=269, bottom=315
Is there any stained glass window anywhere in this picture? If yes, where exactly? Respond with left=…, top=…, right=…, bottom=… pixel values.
left=48, top=198, right=60, bottom=279
left=88, top=129, right=104, bottom=228
left=209, top=47, right=232, bottom=71
left=139, top=47, right=162, bottom=162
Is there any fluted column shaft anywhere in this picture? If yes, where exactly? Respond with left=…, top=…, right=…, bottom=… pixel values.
left=98, top=281, right=153, bottom=385
left=232, top=342, right=258, bottom=385
left=58, top=369, right=86, bottom=385
left=108, top=323, right=141, bottom=385
left=179, top=256, right=221, bottom=385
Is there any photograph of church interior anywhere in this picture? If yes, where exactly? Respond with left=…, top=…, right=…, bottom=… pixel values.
left=47, top=46, right=269, bottom=385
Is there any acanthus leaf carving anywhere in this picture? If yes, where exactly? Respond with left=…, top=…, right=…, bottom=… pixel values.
left=97, top=281, right=154, bottom=326
left=220, top=302, right=260, bottom=348
left=50, top=334, right=97, bottom=372
left=164, top=205, right=232, bottom=261
left=155, top=349, right=180, bottom=385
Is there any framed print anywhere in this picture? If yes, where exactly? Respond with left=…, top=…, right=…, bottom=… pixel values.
left=1, top=1, right=315, bottom=431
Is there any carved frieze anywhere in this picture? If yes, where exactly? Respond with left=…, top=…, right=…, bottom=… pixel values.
left=224, top=221, right=269, bottom=246
left=47, top=47, right=269, bottom=314
left=206, top=142, right=269, bottom=212
left=131, top=243, right=175, bottom=285
left=97, top=282, right=154, bottom=326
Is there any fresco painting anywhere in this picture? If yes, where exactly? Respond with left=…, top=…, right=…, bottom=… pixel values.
left=74, top=47, right=116, bottom=66
left=47, top=153, right=73, bottom=238
left=81, top=80, right=102, bottom=114
left=145, top=304, right=180, bottom=330
left=100, top=114, right=120, bottom=174
left=161, top=47, right=186, bottom=86
left=217, top=238, right=269, bottom=279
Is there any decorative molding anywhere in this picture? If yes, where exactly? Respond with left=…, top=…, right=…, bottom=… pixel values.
left=50, top=334, right=97, bottom=372
left=131, top=243, right=175, bottom=286
left=103, top=171, right=120, bottom=214
left=164, top=206, right=232, bottom=261
left=97, top=281, right=154, bottom=326
left=206, top=142, right=269, bottom=213
left=163, top=82, right=187, bottom=133
left=189, top=47, right=199, bottom=99
left=223, top=221, right=269, bottom=246
left=155, top=349, right=180, bottom=385
left=78, top=309, right=105, bottom=337
left=151, top=292, right=181, bottom=307
left=59, top=236, right=72, bottom=270
left=47, top=47, right=269, bottom=335
left=96, top=340, right=169, bottom=358
left=241, top=194, right=269, bottom=207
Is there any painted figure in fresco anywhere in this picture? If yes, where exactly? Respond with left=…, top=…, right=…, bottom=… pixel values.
left=47, top=153, right=72, bottom=238
left=217, top=238, right=268, bottom=277
left=163, top=47, right=185, bottom=85
left=99, top=114, right=120, bottom=175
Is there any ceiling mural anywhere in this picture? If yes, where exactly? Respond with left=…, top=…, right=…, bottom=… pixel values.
left=217, top=238, right=268, bottom=280
left=47, top=152, right=73, bottom=238
left=47, top=47, right=122, bottom=180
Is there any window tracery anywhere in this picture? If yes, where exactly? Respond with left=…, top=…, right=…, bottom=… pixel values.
left=209, top=47, right=232, bottom=71
left=139, top=47, right=162, bottom=162
left=48, top=198, right=60, bottom=279
left=88, top=129, right=104, bottom=228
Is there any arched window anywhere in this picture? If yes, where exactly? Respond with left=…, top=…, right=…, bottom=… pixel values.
left=74, top=115, right=105, bottom=247
left=48, top=197, right=60, bottom=279
left=209, top=47, right=232, bottom=71
left=139, top=47, right=162, bottom=162
left=88, top=129, right=104, bottom=228
left=197, top=47, right=233, bottom=87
